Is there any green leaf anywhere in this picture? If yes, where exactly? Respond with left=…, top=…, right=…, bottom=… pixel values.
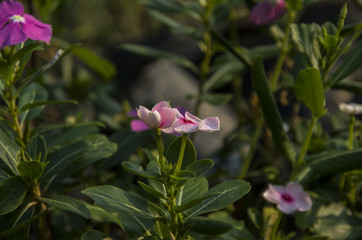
left=169, top=170, right=195, bottom=180
left=17, top=47, right=74, bottom=96
left=84, top=203, right=123, bottom=227
left=247, top=208, right=262, bottom=230
left=332, top=81, right=362, bottom=95
left=184, top=180, right=251, bottom=221
left=81, top=230, right=113, bottom=240
left=166, top=136, right=196, bottom=169
left=72, top=46, right=116, bottom=81
left=0, top=59, right=12, bottom=81
left=0, top=168, right=10, bottom=183
left=174, top=194, right=215, bottom=213
left=185, top=159, right=214, bottom=177
left=187, top=93, right=233, bottom=106
left=11, top=43, right=43, bottom=64
left=328, top=39, right=362, bottom=86
left=121, top=44, right=199, bottom=73
left=26, top=136, right=47, bottom=162
left=41, top=141, right=91, bottom=182
left=138, top=181, right=166, bottom=199
left=251, top=57, right=296, bottom=164
left=17, top=161, right=43, bottom=183
left=307, top=148, right=362, bottom=176
left=117, top=213, right=155, bottom=239
left=122, top=161, right=161, bottom=181
left=177, top=177, right=209, bottom=206
left=293, top=67, right=325, bottom=117
left=20, top=100, right=77, bottom=113
left=0, top=176, right=27, bottom=215
left=39, top=194, right=90, bottom=219
left=188, top=216, right=233, bottom=235
left=82, top=185, right=156, bottom=218
left=18, top=83, right=47, bottom=125
left=0, top=129, right=20, bottom=175
left=322, top=35, right=339, bottom=55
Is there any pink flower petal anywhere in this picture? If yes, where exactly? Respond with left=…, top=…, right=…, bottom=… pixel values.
left=199, top=117, right=220, bottom=132
left=0, top=1, right=24, bottom=16
left=0, top=22, right=26, bottom=48
left=137, top=106, right=151, bottom=121
left=158, top=107, right=177, bottom=129
left=0, top=16, right=9, bottom=29
left=22, top=14, right=52, bottom=43
left=249, top=0, right=285, bottom=25
left=174, top=121, right=199, bottom=134
left=286, top=182, right=304, bottom=198
left=130, top=119, right=149, bottom=132
left=295, top=192, right=312, bottom=212
left=278, top=201, right=297, bottom=214
left=152, top=101, right=170, bottom=112
left=184, top=112, right=202, bottom=124
left=263, top=184, right=282, bottom=204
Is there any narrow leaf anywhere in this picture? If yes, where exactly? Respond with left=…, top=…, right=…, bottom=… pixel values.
left=186, top=159, right=214, bottom=177
left=81, top=230, right=112, bottom=240
left=0, top=129, right=20, bottom=175
left=251, top=57, right=296, bottom=164
left=122, top=161, right=161, bottom=181
left=39, top=194, right=90, bottom=219
left=20, top=100, right=77, bottom=113
left=26, top=136, right=47, bottom=162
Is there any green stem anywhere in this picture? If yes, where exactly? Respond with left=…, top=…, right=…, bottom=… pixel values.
left=155, top=128, right=165, bottom=172
left=238, top=118, right=264, bottom=179
left=33, top=184, right=50, bottom=240
left=348, top=115, right=355, bottom=150
left=174, top=134, right=187, bottom=174
left=270, top=10, right=296, bottom=91
left=270, top=210, right=283, bottom=240
left=297, top=116, right=318, bottom=166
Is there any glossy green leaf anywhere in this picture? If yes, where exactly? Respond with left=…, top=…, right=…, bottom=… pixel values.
left=39, top=194, right=90, bottom=219
left=170, top=170, right=195, bottom=180
left=17, top=161, right=43, bottom=183
left=0, top=59, right=12, bottom=81
left=138, top=181, right=166, bottom=199
left=293, top=67, right=325, bottom=117
left=187, top=93, right=233, bottom=106
left=84, top=203, right=123, bottom=227
left=72, top=46, right=116, bottom=81
left=122, top=161, right=161, bottom=180
left=252, top=57, right=296, bottom=164
left=0, top=129, right=20, bottom=175
left=328, top=39, right=362, bottom=86
left=307, top=148, right=362, bottom=176
left=174, top=194, right=215, bottom=213
left=322, top=35, right=339, bottom=55
left=188, top=216, right=233, bottom=235
left=82, top=185, right=156, bottom=218
left=117, top=213, right=155, bottom=239
left=41, top=141, right=91, bottom=182
left=20, top=100, right=77, bottom=113
left=177, top=177, right=209, bottom=206
left=121, top=43, right=199, bottom=73
left=184, top=180, right=251, bottom=221
left=81, top=230, right=112, bottom=240
left=18, top=83, right=47, bottom=125
left=0, top=176, right=27, bottom=215
left=185, top=159, right=214, bottom=177
left=166, top=136, right=196, bottom=169
left=26, top=136, right=47, bottom=162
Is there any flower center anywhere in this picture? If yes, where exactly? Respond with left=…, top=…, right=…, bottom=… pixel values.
left=281, top=194, right=293, bottom=203
left=10, top=15, right=25, bottom=23
left=182, top=118, right=197, bottom=125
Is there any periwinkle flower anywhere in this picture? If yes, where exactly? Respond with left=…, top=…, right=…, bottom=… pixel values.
left=0, top=0, right=52, bottom=49
left=249, top=0, right=286, bottom=25
left=263, top=182, right=312, bottom=214
left=168, top=111, right=220, bottom=134
left=338, top=103, right=362, bottom=115
left=137, top=101, right=178, bottom=132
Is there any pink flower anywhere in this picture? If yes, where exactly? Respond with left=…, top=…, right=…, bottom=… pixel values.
left=263, top=182, right=312, bottom=214
left=0, top=1, right=52, bottom=49
left=249, top=0, right=286, bottom=25
left=166, top=111, right=220, bottom=134
left=137, top=101, right=178, bottom=132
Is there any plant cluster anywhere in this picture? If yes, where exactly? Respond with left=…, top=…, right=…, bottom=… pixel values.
left=1, top=0, right=362, bottom=239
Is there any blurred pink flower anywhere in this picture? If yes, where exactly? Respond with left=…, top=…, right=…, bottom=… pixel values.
left=338, top=103, right=362, bottom=115
left=263, top=182, right=312, bottom=214
left=167, top=111, right=220, bottom=134
left=137, top=101, right=178, bottom=132
left=249, top=0, right=286, bottom=25
left=0, top=0, right=52, bottom=49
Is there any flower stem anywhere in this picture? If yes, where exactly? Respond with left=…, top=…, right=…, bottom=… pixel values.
left=348, top=115, right=355, bottom=150
left=297, top=116, right=318, bottom=166
left=270, top=210, right=283, bottom=240
left=174, top=134, right=187, bottom=174
left=155, top=128, right=165, bottom=172
left=33, top=184, right=50, bottom=240
left=270, top=10, right=296, bottom=91
left=238, top=118, right=264, bottom=179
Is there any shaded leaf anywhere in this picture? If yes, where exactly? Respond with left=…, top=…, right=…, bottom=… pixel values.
left=20, top=100, right=77, bottom=112
left=185, top=159, right=214, bottom=177
left=166, top=136, right=196, bottom=169
left=17, top=161, right=43, bottom=183
left=81, top=230, right=112, bottom=240
left=0, top=176, right=27, bottom=215
left=122, top=161, right=161, bottom=181
left=188, top=216, right=233, bottom=235
left=0, top=129, right=20, bottom=175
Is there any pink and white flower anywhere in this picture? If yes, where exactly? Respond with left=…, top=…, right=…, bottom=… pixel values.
left=0, top=0, right=52, bottom=49
left=167, top=111, right=220, bottom=134
left=263, top=182, right=312, bottom=214
left=137, top=101, right=178, bottom=132
left=249, top=0, right=286, bottom=26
